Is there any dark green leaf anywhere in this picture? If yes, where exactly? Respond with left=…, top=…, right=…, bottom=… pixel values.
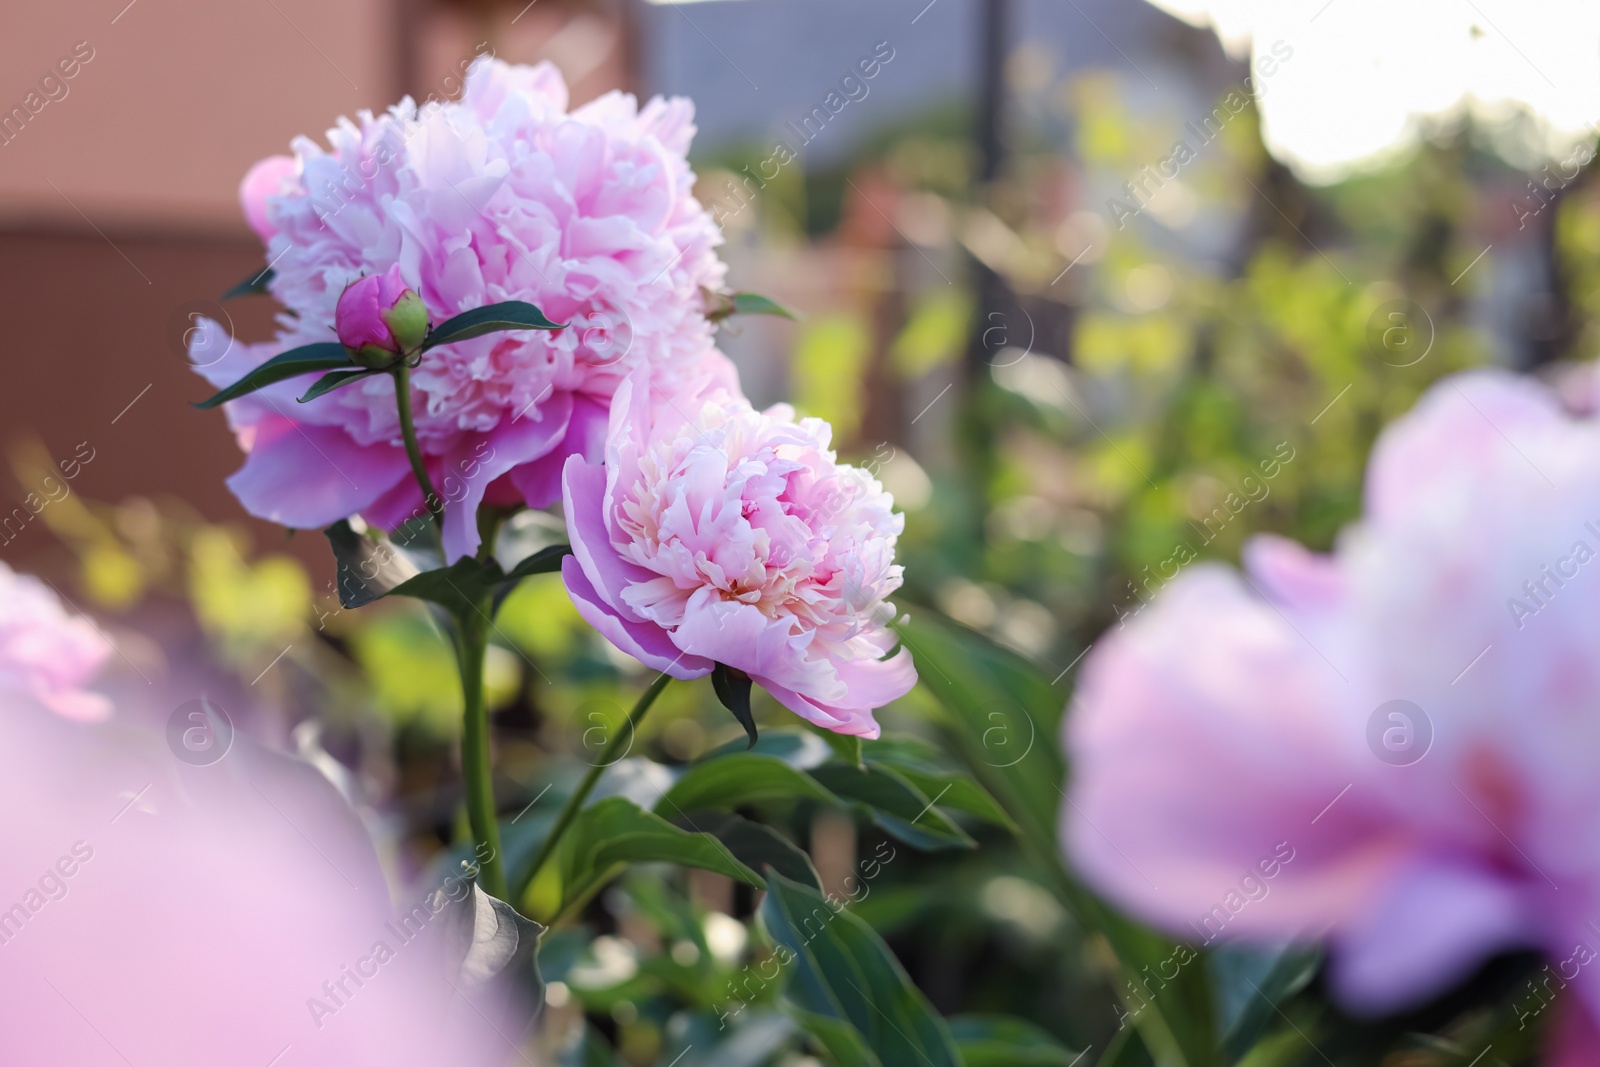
left=870, top=762, right=1016, bottom=832
left=298, top=368, right=383, bottom=403
left=386, top=556, right=503, bottom=616
left=506, top=544, right=573, bottom=579
left=813, top=725, right=864, bottom=768
left=948, top=1015, right=1082, bottom=1067
left=808, top=763, right=974, bottom=851
left=656, top=752, right=842, bottom=814
left=423, top=300, right=564, bottom=350
left=324, top=521, right=565, bottom=615
left=1217, top=946, right=1321, bottom=1063
left=760, top=871, right=961, bottom=1067
left=707, top=290, right=801, bottom=322
left=787, top=1007, right=884, bottom=1067
left=222, top=268, right=274, bottom=300
left=732, top=291, right=800, bottom=319
left=557, top=1022, right=625, bottom=1067
left=713, top=663, right=758, bottom=748
left=194, top=343, right=353, bottom=409
left=668, top=810, right=821, bottom=890
left=559, top=797, right=762, bottom=913
left=699, top=727, right=833, bottom=768
left=899, top=611, right=1218, bottom=1064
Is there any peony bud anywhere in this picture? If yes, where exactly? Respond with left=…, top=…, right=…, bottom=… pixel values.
left=335, top=265, right=429, bottom=368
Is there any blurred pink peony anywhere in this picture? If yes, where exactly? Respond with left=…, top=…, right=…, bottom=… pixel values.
left=561, top=366, right=916, bottom=738
left=0, top=699, right=516, bottom=1066
left=1064, top=370, right=1600, bottom=1059
left=0, top=561, right=111, bottom=721
left=192, top=58, right=728, bottom=561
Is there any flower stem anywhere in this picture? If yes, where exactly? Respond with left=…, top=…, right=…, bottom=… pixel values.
left=453, top=597, right=507, bottom=899
left=522, top=672, right=673, bottom=900
left=393, top=361, right=444, bottom=529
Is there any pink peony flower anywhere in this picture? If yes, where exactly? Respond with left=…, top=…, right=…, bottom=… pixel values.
left=0, top=704, right=512, bottom=1066
left=0, top=561, right=111, bottom=721
left=1063, top=370, right=1600, bottom=1059
left=193, top=58, right=728, bottom=561
left=238, top=155, right=296, bottom=242
left=561, top=366, right=916, bottom=738
left=335, top=264, right=427, bottom=361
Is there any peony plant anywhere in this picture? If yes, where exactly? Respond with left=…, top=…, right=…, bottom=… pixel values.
left=195, top=59, right=915, bottom=905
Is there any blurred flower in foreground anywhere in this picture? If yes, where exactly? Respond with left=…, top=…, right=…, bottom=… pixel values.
left=1065, top=370, right=1600, bottom=1060
left=191, top=58, right=727, bottom=560
left=561, top=366, right=916, bottom=737
left=0, top=700, right=523, bottom=1065
left=0, top=561, right=110, bottom=720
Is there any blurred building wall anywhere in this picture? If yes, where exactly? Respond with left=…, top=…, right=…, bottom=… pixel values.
left=0, top=0, right=633, bottom=572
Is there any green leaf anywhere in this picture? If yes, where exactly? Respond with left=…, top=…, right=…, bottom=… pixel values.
left=1217, top=946, right=1321, bottom=1063
left=787, top=1007, right=884, bottom=1067
left=760, top=871, right=961, bottom=1067
left=194, top=343, right=353, bottom=409
left=948, top=1015, right=1082, bottom=1067
left=713, top=663, right=759, bottom=748
left=698, top=727, right=833, bottom=768
left=708, top=290, right=801, bottom=322
left=506, top=544, right=573, bottom=579
left=808, top=763, right=975, bottom=851
left=324, top=519, right=572, bottom=614
left=871, top=762, right=1016, bottom=832
left=813, top=725, right=865, bottom=769
left=560, top=797, right=762, bottom=913
left=668, top=810, right=821, bottom=890
left=898, top=612, right=1216, bottom=1065
left=423, top=300, right=564, bottom=350
left=298, top=368, right=383, bottom=403
left=656, top=752, right=842, bottom=814
left=222, top=268, right=274, bottom=300
left=557, top=1022, right=625, bottom=1067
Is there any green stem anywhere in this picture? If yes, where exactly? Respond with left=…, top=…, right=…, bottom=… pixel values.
left=522, top=673, right=673, bottom=900
left=454, top=598, right=507, bottom=899
left=393, top=361, right=444, bottom=529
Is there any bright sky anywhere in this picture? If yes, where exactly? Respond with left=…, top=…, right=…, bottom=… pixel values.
left=1149, top=0, right=1600, bottom=181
